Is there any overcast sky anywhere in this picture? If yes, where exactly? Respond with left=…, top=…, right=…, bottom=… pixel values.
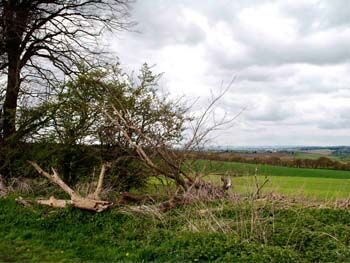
left=109, top=0, right=350, bottom=147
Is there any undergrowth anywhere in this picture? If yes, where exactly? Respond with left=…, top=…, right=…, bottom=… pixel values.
left=1, top=197, right=350, bottom=262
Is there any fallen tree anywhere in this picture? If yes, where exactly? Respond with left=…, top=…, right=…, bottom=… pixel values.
left=102, top=83, right=239, bottom=205
left=20, top=67, right=238, bottom=212
left=27, top=161, right=112, bottom=212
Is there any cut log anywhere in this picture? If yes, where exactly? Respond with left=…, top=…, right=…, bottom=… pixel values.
left=36, top=196, right=112, bottom=212
left=28, top=161, right=113, bottom=212
left=37, top=196, right=72, bottom=208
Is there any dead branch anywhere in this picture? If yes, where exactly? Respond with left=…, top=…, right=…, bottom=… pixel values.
left=27, top=161, right=112, bottom=212
left=253, top=174, right=270, bottom=200
left=28, top=161, right=80, bottom=199
left=89, top=162, right=111, bottom=200
left=104, top=107, right=189, bottom=190
left=184, top=79, right=244, bottom=151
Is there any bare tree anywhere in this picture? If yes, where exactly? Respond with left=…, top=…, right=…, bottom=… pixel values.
left=0, top=0, right=133, bottom=142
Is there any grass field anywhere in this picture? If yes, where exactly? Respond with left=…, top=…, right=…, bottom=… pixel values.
left=192, top=160, right=350, bottom=200
left=3, top=160, right=350, bottom=262
left=2, top=197, right=350, bottom=262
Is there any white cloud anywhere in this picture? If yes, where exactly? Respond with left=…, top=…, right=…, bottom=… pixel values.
left=108, top=0, right=350, bottom=146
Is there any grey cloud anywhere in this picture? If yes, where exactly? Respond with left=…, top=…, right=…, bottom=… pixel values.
left=109, top=0, right=350, bottom=145
left=317, top=107, right=350, bottom=130
left=129, top=0, right=350, bottom=67
left=318, top=120, right=350, bottom=130
left=130, top=1, right=206, bottom=48
left=281, top=0, right=350, bottom=31
left=202, top=1, right=350, bottom=69
left=207, top=29, right=350, bottom=70
left=245, top=101, right=294, bottom=122
left=130, top=1, right=350, bottom=69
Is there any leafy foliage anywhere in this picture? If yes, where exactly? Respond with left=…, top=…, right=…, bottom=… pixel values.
left=1, top=63, right=187, bottom=191
left=29, top=63, right=186, bottom=148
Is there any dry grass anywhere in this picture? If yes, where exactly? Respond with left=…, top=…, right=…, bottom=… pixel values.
left=5, top=177, right=33, bottom=195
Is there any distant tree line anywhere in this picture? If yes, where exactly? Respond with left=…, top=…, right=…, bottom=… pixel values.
left=189, top=152, right=350, bottom=171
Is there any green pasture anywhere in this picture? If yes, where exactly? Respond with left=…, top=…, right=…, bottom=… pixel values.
left=192, top=160, right=350, bottom=200
left=232, top=176, right=350, bottom=200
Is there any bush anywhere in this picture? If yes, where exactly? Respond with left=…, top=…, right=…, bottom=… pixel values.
left=0, top=142, right=148, bottom=191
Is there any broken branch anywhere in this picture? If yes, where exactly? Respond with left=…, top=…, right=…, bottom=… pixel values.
left=28, top=161, right=113, bottom=212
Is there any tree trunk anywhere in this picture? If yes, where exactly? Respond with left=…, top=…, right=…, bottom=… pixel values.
left=3, top=53, right=20, bottom=141
left=1, top=1, right=27, bottom=142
